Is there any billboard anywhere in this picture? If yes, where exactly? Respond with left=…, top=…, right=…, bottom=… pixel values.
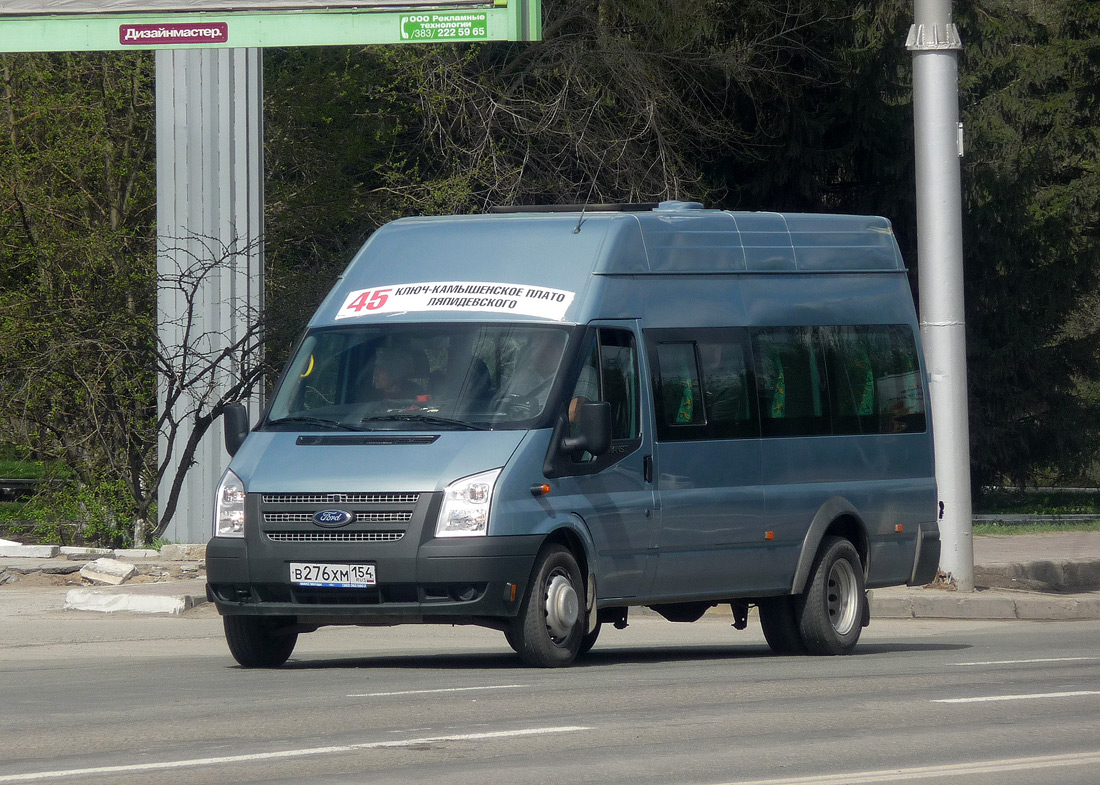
left=0, top=0, right=541, bottom=51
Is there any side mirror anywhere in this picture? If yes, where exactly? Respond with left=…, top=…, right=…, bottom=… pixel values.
left=223, top=402, right=250, bottom=457
left=561, top=401, right=612, bottom=457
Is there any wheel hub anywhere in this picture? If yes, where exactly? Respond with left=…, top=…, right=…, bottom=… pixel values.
left=826, top=558, right=859, bottom=636
left=544, top=573, right=579, bottom=640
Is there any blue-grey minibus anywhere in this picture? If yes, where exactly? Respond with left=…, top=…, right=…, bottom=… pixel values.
left=207, top=201, right=940, bottom=667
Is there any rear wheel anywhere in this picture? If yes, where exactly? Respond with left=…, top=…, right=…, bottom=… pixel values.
left=796, top=536, right=866, bottom=655
left=223, top=615, right=298, bottom=668
left=509, top=545, right=586, bottom=667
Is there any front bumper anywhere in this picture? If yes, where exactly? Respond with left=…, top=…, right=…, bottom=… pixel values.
left=206, top=528, right=542, bottom=625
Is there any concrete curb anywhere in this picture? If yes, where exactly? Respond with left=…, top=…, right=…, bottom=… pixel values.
left=869, top=588, right=1100, bottom=621
left=63, top=580, right=208, bottom=616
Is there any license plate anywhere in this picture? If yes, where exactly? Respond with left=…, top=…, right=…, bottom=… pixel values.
left=289, top=562, right=376, bottom=588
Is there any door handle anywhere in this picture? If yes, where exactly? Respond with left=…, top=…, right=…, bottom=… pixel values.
left=643, top=454, right=653, bottom=484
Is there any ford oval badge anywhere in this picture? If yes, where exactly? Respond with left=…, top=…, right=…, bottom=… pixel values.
left=313, top=509, right=354, bottom=528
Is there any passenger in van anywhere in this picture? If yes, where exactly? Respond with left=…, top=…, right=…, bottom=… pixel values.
left=371, top=348, right=421, bottom=400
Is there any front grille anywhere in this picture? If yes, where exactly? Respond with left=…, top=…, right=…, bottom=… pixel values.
left=257, top=489, right=427, bottom=546
left=262, top=492, right=420, bottom=505
left=263, top=512, right=413, bottom=524
left=266, top=531, right=405, bottom=543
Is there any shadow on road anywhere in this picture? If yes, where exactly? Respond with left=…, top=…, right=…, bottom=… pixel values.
left=267, top=640, right=971, bottom=671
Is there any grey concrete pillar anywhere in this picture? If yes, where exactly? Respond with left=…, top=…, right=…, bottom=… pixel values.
left=155, top=48, right=263, bottom=544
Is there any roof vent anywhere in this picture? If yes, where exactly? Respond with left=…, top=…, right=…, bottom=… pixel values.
left=655, top=200, right=705, bottom=211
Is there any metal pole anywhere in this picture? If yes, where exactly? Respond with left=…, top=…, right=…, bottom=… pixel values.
left=908, top=0, right=974, bottom=590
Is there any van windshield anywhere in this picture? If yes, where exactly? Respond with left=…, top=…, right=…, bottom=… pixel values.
left=265, top=323, right=571, bottom=431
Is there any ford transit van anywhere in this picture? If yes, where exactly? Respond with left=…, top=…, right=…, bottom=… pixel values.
left=207, top=201, right=940, bottom=667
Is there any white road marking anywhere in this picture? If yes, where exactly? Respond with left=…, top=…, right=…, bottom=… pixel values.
left=348, top=684, right=527, bottom=697
left=0, top=726, right=591, bottom=782
left=707, top=750, right=1100, bottom=784
left=953, top=656, right=1100, bottom=666
left=933, top=690, right=1100, bottom=704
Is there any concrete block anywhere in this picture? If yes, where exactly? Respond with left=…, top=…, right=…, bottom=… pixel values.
left=0, top=544, right=59, bottom=559
left=79, top=558, right=138, bottom=586
left=1061, top=560, right=1100, bottom=593
left=113, top=548, right=160, bottom=560
left=158, top=543, right=206, bottom=561
left=64, top=586, right=203, bottom=615
left=41, top=562, right=83, bottom=575
left=60, top=546, right=114, bottom=559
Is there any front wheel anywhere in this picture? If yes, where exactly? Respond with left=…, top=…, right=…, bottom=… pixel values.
left=509, top=545, right=586, bottom=667
left=223, top=615, right=298, bottom=668
left=796, top=536, right=866, bottom=655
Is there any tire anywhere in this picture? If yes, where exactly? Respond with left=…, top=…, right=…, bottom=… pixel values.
left=796, top=536, right=866, bottom=656
left=757, top=596, right=806, bottom=655
left=578, top=620, right=602, bottom=656
left=223, top=615, right=298, bottom=668
left=509, top=545, right=586, bottom=667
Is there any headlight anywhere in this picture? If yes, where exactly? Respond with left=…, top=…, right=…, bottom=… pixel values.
left=436, top=468, right=501, bottom=538
left=214, top=469, right=247, bottom=538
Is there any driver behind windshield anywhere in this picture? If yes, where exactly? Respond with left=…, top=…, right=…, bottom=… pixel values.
left=371, top=348, right=420, bottom=401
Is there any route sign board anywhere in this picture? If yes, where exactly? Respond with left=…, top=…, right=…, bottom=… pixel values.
left=0, top=0, right=540, bottom=51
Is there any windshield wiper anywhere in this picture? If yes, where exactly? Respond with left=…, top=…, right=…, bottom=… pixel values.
left=265, top=416, right=363, bottom=431
left=362, top=414, right=488, bottom=431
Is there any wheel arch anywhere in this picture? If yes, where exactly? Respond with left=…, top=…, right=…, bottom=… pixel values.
left=538, top=518, right=596, bottom=589
left=790, top=497, right=869, bottom=595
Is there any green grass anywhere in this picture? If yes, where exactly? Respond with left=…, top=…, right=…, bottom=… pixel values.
left=0, top=458, right=46, bottom=480
left=977, top=490, right=1100, bottom=516
left=973, top=520, right=1100, bottom=536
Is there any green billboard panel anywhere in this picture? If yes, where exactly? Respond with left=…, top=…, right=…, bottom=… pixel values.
left=0, top=1, right=541, bottom=51
left=398, top=11, right=488, bottom=42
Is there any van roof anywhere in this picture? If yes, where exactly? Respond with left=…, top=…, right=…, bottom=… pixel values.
left=374, top=201, right=905, bottom=276
left=315, top=202, right=906, bottom=326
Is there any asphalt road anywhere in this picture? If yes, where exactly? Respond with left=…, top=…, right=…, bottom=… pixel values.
left=1, top=597, right=1099, bottom=785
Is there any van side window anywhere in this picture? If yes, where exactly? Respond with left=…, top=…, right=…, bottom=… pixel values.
left=649, top=329, right=757, bottom=441
left=655, top=343, right=703, bottom=428
left=598, top=330, right=641, bottom=440
left=821, top=325, right=927, bottom=434
left=566, top=328, right=641, bottom=463
left=697, top=338, right=755, bottom=438
left=752, top=327, right=829, bottom=437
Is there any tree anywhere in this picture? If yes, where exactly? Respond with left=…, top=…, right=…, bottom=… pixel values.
left=373, top=0, right=855, bottom=210
left=0, top=52, right=157, bottom=545
left=957, top=0, right=1100, bottom=489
